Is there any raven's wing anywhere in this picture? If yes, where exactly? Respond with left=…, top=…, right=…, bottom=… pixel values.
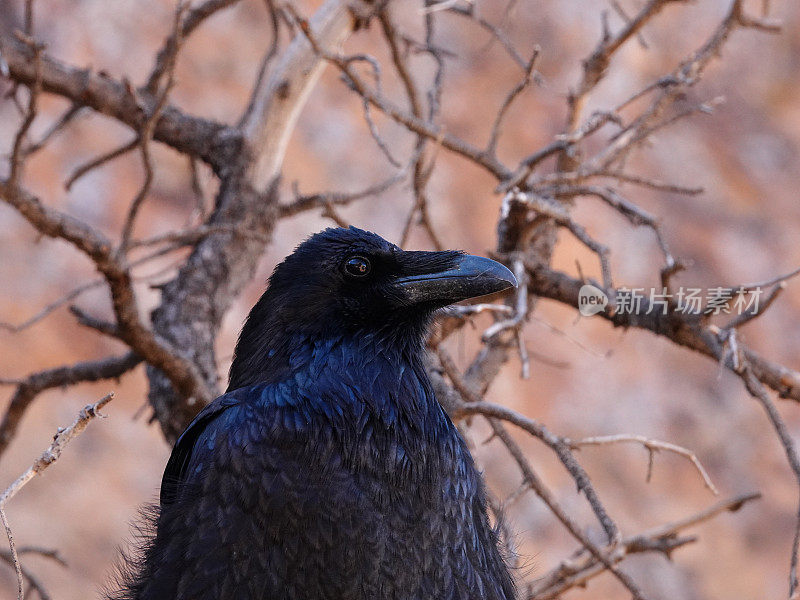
left=160, top=392, right=243, bottom=506
left=140, top=385, right=390, bottom=600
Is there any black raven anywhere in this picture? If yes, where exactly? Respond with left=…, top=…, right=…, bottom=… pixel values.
left=113, top=227, right=517, bottom=600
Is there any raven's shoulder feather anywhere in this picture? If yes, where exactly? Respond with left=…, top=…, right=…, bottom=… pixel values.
left=159, top=380, right=321, bottom=507
left=160, top=388, right=249, bottom=506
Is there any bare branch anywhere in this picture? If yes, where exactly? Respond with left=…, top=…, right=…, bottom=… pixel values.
left=130, top=223, right=269, bottom=249
left=739, top=366, right=800, bottom=597
left=146, top=0, right=242, bottom=92
left=723, top=282, right=785, bottom=330
left=439, top=349, right=621, bottom=546
left=279, top=171, right=405, bottom=219
left=69, top=306, right=122, bottom=339
left=442, top=304, right=515, bottom=318
left=21, top=103, right=83, bottom=158
left=0, top=547, right=54, bottom=600
left=119, top=2, right=188, bottom=253
left=0, top=180, right=207, bottom=405
left=238, top=0, right=283, bottom=127
left=241, top=0, right=367, bottom=191
left=507, top=191, right=614, bottom=290
left=0, top=353, right=139, bottom=457
left=0, top=506, right=22, bottom=600
left=568, top=433, right=719, bottom=495
left=482, top=259, right=528, bottom=340
left=1, top=393, right=114, bottom=600
left=525, top=264, right=800, bottom=404
left=487, top=420, right=649, bottom=599
left=8, top=34, right=43, bottom=187
left=147, top=0, right=370, bottom=441
left=1, top=392, right=114, bottom=504
left=445, top=5, right=528, bottom=71
left=0, top=279, right=97, bottom=333
left=567, top=0, right=685, bottom=133
left=0, top=34, right=239, bottom=173
left=486, top=46, right=540, bottom=156
left=292, top=15, right=513, bottom=182
left=528, top=492, right=761, bottom=598
left=65, top=138, right=139, bottom=191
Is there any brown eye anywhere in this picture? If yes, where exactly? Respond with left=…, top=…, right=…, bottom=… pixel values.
left=344, top=256, right=371, bottom=278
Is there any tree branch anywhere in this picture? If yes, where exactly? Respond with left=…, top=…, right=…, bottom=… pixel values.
left=0, top=353, right=139, bottom=458
left=0, top=34, right=240, bottom=174
left=525, top=264, right=800, bottom=404
left=1, top=393, right=114, bottom=600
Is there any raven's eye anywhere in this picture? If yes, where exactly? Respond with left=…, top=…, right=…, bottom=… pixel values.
left=344, top=256, right=371, bottom=278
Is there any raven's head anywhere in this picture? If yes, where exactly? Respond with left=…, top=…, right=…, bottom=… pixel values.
left=228, top=227, right=516, bottom=390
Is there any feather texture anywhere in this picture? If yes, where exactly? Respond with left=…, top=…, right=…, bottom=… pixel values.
left=110, top=228, right=516, bottom=600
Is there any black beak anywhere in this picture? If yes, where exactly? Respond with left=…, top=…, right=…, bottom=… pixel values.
left=395, top=254, right=517, bottom=305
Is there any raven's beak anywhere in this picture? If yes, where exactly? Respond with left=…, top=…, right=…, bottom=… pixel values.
left=396, top=254, right=517, bottom=305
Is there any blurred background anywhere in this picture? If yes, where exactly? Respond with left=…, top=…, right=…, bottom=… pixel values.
left=1, top=0, right=800, bottom=598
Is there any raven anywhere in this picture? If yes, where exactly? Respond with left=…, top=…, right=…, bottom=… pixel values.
left=112, top=227, right=517, bottom=600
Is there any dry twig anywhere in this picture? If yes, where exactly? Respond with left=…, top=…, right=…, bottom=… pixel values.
left=1, top=393, right=114, bottom=600
left=568, top=433, right=719, bottom=495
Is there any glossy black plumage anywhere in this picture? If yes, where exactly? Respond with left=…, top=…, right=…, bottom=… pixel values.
left=111, top=227, right=517, bottom=600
